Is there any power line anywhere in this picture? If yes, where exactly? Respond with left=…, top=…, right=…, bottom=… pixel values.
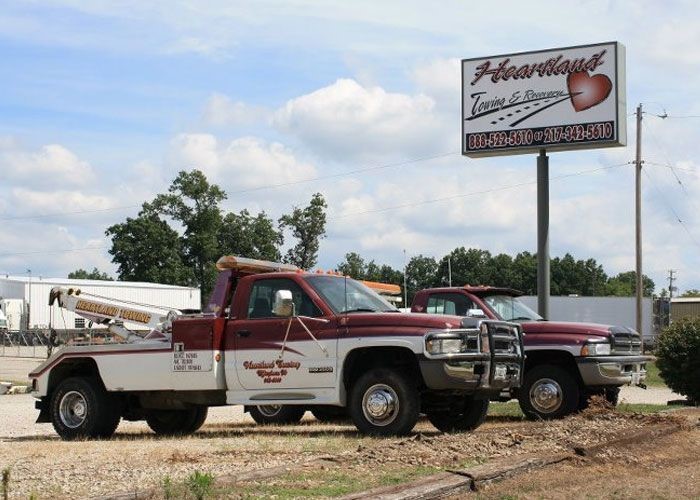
left=0, top=245, right=108, bottom=258
left=645, top=161, right=697, bottom=173
left=0, top=161, right=630, bottom=258
left=642, top=167, right=700, bottom=251
left=642, top=120, right=688, bottom=195
left=0, top=151, right=460, bottom=223
left=227, top=151, right=460, bottom=195
left=329, top=162, right=630, bottom=220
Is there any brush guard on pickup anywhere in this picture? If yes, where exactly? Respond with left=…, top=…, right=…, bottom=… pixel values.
left=421, top=319, right=524, bottom=393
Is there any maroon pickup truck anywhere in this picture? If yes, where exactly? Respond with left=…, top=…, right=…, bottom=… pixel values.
left=412, top=286, right=652, bottom=419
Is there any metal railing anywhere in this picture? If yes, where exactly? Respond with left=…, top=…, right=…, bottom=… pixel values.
left=1, top=330, right=51, bottom=358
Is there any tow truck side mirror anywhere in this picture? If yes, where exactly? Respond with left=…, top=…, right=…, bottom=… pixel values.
left=273, top=290, right=294, bottom=317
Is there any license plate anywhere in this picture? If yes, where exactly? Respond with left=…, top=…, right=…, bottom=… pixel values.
left=631, top=372, right=641, bottom=385
left=494, top=364, right=507, bottom=381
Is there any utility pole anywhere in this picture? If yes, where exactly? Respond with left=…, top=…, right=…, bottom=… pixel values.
left=635, top=104, right=643, bottom=344
left=447, top=256, right=452, bottom=287
left=667, top=269, right=676, bottom=329
left=403, top=249, right=408, bottom=309
left=668, top=269, right=676, bottom=299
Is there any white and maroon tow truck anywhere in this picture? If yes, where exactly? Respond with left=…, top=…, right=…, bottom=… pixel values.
left=31, top=256, right=523, bottom=439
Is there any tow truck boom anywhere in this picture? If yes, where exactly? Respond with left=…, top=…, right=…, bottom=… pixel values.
left=48, top=286, right=181, bottom=343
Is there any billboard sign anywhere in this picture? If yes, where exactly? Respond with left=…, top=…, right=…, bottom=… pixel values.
left=462, top=42, right=626, bottom=157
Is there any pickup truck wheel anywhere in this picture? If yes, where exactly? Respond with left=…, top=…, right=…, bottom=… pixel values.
left=311, top=406, right=348, bottom=423
left=249, top=405, right=305, bottom=425
left=349, top=368, right=419, bottom=436
left=146, top=406, right=208, bottom=436
left=50, top=377, right=118, bottom=440
left=519, top=365, right=579, bottom=420
left=426, top=397, right=489, bottom=433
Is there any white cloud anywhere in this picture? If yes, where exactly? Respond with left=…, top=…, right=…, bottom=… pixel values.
left=9, top=188, right=113, bottom=216
left=201, top=93, right=269, bottom=127
left=273, top=78, right=451, bottom=160
left=170, top=133, right=317, bottom=191
left=0, top=143, right=94, bottom=187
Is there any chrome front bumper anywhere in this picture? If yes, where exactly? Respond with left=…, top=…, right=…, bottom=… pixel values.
left=577, top=355, right=653, bottom=386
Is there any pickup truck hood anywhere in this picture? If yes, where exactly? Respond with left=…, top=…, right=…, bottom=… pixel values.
left=344, top=312, right=462, bottom=332
left=520, top=320, right=611, bottom=337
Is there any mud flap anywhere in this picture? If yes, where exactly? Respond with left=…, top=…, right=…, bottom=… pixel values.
left=35, top=398, right=50, bottom=423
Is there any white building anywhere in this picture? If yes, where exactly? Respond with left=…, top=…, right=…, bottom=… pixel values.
left=0, top=276, right=201, bottom=331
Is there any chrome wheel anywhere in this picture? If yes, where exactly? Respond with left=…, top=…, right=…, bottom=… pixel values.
left=529, top=378, right=563, bottom=414
left=361, top=384, right=399, bottom=427
left=59, top=390, right=88, bottom=428
left=257, top=405, right=282, bottom=417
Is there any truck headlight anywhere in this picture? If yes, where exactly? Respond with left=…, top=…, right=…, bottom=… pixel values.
left=426, top=337, right=464, bottom=355
left=580, top=341, right=611, bottom=356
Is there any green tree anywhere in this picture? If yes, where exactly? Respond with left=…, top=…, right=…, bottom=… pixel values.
left=435, top=247, right=492, bottom=287
left=405, top=255, right=438, bottom=304
left=511, top=251, right=537, bottom=294
left=106, top=211, right=191, bottom=284
left=551, top=254, right=608, bottom=296
left=337, top=252, right=366, bottom=279
left=656, top=317, right=700, bottom=403
left=279, top=193, right=327, bottom=269
left=366, top=263, right=403, bottom=285
left=151, top=170, right=226, bottom=300
left=680, top=289, right=700, bottom=298
left=606, top=271, right=655, bottom=296
left=218, top=209, right=283, bottom=261
left=68, top=267, right=114, bottom=281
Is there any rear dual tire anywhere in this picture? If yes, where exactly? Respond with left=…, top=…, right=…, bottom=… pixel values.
left=426, top=397, right=489, bottom=432
left=146, top=406, right=208, bottom=436
left=249, top=405, right=306, bottom=425
left=50, top=377, right=121, bottom=441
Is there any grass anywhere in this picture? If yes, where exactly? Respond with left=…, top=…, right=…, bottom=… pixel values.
left=226, top=466, right=441, bottom=498
left=644, top=361, right=666, bottom=387
left=488, top=401, right=669, bottom=418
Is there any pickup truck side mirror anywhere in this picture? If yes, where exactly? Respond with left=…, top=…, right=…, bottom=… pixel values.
left=273, top=290, right=295, bottom=317
left=466, top=308, right=487, bottom=318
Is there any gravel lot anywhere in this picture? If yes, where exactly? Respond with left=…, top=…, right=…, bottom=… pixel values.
left=0, top=356, right=688, bottom=498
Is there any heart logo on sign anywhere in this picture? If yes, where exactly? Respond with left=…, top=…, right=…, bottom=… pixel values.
left=567, top=71, right=612, bottom=112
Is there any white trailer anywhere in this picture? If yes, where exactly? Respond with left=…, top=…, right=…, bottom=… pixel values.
left=0, top=276, right=200, bottom=331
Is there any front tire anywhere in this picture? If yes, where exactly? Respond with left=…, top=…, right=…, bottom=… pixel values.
left=146, top=406, right=208, bottom=436
left=519, top=365, right=580, bottom=420
left=349, top=368, right=419, bottom=436
left=50, top=377, right=121, bottom=440
left=426, top=396, right=489, bottom=432
left=249, top=405, right=305, bottom=425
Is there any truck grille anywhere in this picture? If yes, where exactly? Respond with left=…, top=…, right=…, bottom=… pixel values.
left=491, top=324, right=522, bottom=355
left=610, top=328, right=642, bottom=355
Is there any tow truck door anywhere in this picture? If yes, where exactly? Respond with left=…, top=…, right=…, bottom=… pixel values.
left=229, top=277, right=338, bottom=391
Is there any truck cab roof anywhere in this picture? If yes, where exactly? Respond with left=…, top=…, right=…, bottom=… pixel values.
left=421, top=286, right=524, bottom=297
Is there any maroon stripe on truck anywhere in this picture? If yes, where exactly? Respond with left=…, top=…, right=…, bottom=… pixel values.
left=29, top=347, right=172, bottom=378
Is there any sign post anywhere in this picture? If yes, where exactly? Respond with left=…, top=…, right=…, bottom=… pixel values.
left=462, top=42, right=627, bottom=318
left=537, top=149, right=550, bottom=319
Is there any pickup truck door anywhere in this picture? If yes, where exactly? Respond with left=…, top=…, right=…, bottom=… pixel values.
left=231, top=277, right=338, bottom=390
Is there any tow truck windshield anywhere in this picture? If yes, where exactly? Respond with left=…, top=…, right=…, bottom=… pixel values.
left=482, top=294, right=543, bottom=322
left=305, top=275, right=398, bottom=314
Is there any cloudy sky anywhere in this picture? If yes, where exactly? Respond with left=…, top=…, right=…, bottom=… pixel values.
left=1, top=0, right=699, bottom=293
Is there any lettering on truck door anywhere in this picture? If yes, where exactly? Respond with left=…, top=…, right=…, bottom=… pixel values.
left=233, top=277, right=337, bottom=390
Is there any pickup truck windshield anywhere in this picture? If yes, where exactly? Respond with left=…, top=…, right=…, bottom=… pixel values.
left=482, top=294, right=542, bottom=322
left=305, top=275, right=398, bottom=314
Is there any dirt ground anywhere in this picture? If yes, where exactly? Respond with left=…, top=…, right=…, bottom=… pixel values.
left=476, top=421, right=700, bottom=499
left=1, top=357, right=696, bottom=498
left=1, top=398, right=697, bottom=499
